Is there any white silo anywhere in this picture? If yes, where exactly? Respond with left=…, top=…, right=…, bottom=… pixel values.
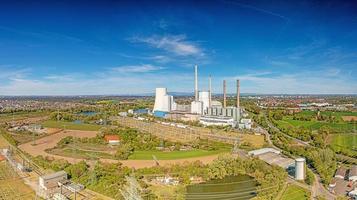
left=153, top=88, right=171, bottom=112
left=295, top=158, right=305, bottom=180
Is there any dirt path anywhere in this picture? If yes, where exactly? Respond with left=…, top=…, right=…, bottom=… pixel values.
left=18, top=130, right=98, bottom=159
left=19, top=129, right=222, bottom=169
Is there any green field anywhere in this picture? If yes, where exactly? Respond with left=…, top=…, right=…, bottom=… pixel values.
left=277, top=111, right=357, bottom=133
left=281, top=185, right=310, bottom=200
left=128, top=149, right=228, bottom=160
left=295, top=110, right=357, bottom=119
left=330, top=134, right=357, bottom=152
left=42, top=120, right=103, bottom=131
left=48, top=148, right=227, bottom=161
left=48, top=147, right=114, bottom=160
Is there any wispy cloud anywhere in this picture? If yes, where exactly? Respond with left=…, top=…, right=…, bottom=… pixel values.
left=223, top=0, right=290, bottom=23
left=111, top=64, right=164, bottom=73
left=130, top=35, right=204, bottom=56
left=227, top=69, right=356, bottom=94
left=0, top=25, right=83, bottom=43
left=0, top=66, right=31, bottom=80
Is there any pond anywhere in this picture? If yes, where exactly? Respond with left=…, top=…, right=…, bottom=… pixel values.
left=73, top=120, right=83, bottom=124
left=77, top=111, right=98, bottom=116
left=186, top=175, right=257, bottom=200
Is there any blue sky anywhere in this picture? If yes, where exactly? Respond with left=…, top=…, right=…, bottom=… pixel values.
left=0, top=0, right=356, bottom=95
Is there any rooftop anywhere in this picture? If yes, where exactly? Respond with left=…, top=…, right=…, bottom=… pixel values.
left=104, top=135, right=120, bottom=141
left=40, top=171, right=67, bottom=180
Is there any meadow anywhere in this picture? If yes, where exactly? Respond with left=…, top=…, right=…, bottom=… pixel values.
left=281, top=185, right=310, bottom=200
left=128, top=149, right=229, bottom=160
left=329, top=133, right=357, bottom=157
left=42, top=120, right=103, bottom=131
left=277, top=111, right=356, bottom=133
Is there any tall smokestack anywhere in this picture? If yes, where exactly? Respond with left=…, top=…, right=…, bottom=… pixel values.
left=209, top=75, right=212, bottom=107
left=194, top=65, right=198, bottom=101
left=237, top=79, right=240, bottom=108
left=223, top=80, right=227, bottom=108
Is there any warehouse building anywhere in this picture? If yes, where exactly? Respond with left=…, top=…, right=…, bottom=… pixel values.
left=39, top=171, right=68, bottom=191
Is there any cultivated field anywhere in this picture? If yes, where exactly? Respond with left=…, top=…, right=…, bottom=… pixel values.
left=0, top=162, right=35, bottom=200
left=342, top=116, right=357, bottom=122
left=9, top=127, right=62, bottom=144
left=281, top=185, right=310, bottom=200
left=19, top=129, right=99, bottom=159
left=42, top=120, right=104, bottom=131
left=128, top=149, right=229, bottom=160
left=329, top=134, right=357, bottom=152
left=277, top=111, right=357, bottom=133
left=19, top=129, right=229, bottom=169
left=0, top=112, right=49, bottom=128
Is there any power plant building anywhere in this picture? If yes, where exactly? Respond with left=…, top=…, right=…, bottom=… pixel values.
left=153, top=88, right=176, bottom=117
left=152, top=64, right=250, bottom=129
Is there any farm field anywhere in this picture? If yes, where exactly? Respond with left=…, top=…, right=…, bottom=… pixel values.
left=277, top=111, right=357, bottom=133
left=47, top=146, right=115, bottom=160
left=128, top=149, right=229, bottom=160
left=280, top=185, right=310, bottom=200
left=18, top=129, right=99, bottom=159
left=0, top=162, right=35, bottom=200
left=0, top=111, right=49, bottom=122
left=49, top=148, right=228, bottom=161
left=42, top=120, right=103, bottom=131
left=329, top=134, right=357, bottom=153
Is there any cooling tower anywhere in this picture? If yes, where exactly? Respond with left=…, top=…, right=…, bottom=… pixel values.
left=153, top=88, right=171, bottom=112
left=295, top=158, right=305, bottom=180
left=199, top=91, right=210, bottom=113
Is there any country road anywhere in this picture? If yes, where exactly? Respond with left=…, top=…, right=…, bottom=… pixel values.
left=262, top=113, right=336, bottom=200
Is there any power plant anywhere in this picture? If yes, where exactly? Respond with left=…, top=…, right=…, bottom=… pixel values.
left=153, top=65, right=250, bottom=128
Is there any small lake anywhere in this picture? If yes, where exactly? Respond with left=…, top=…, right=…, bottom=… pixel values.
left=73, top=120, right=83, bottom=124
left=77, top=111, right=98, bottom=116
left=186, top=175, right=257, bottom=200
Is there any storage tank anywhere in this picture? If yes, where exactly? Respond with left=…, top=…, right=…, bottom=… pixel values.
left=295, top=158, right=305, bottom=180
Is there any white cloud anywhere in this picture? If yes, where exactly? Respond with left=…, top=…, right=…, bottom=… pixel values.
left=0, top=66, right=31, bottom=80
left=111, top=64, right=164, bottom=73
left=227, top=69, right=357, bottom=94
left=131, top=35, right=203, bottom=56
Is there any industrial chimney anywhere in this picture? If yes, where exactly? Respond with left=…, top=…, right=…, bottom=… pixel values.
left=194, top=65, right=198, bottom=101
left=223, top=80, right=227, bottom=108
left=209, top=75, right=212, bottom=107
left=237, top=79, right=240, bottom=108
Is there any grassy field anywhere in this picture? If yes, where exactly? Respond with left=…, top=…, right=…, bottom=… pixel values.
left=329, top=134, right=357, bottom=152
left=281, top=185, right=310, bottom=200
left=48, top=147, right=228, bottom=160
left=47, top=147, right=114, bottom=160
left=0, top=162, right=35, bottom=200
left=128, top=149, right=229, bottom=160
left=42, top=120, right=103, bottom=131
left=0, top=111, right=48, bottom=123
left=277, top=111, right=357, bottom=133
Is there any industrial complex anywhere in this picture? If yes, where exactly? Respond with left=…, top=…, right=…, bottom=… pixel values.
left=153, top=65, right=251, bottom=129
